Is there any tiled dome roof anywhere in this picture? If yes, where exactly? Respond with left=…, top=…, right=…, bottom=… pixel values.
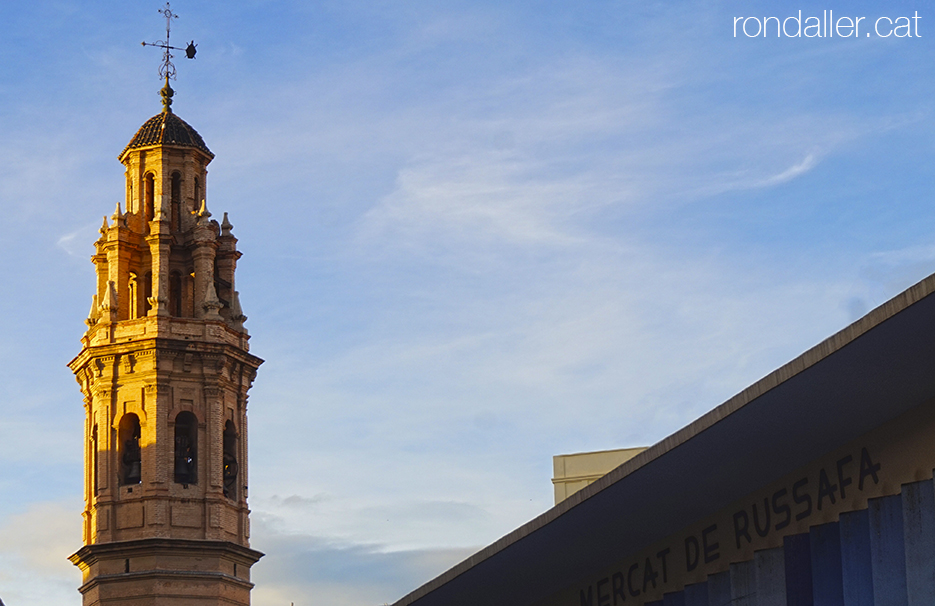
left=120, top=111, right=213, bottom=159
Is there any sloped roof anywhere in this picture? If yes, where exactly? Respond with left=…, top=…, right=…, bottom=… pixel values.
left=120, top=111, right=213, bottom=159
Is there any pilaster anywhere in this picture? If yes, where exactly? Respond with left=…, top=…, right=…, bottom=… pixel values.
left=146, top=228, right=171, bottom=317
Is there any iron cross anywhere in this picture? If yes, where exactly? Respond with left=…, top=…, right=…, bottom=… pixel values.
left=142, top=2, right=197, bottom=83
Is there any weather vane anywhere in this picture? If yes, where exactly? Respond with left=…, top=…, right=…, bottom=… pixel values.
left=142, top=2, right=197, bottom=112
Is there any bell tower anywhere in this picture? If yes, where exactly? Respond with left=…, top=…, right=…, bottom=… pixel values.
left=67, top=34, right=264, bottom=604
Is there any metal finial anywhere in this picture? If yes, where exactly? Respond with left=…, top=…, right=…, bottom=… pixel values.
left=160, top=80, right=175, bottom=112
left=142, top=2, right=197, bottom=113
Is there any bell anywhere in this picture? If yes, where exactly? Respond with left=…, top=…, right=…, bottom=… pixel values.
left=175, top=456, right=190, bottom=482
left=223, top=456, right=238, bottom=481
left=126, top=461, right=141, bottom=484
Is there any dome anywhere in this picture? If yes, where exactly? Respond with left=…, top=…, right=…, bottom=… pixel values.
left=120, top=111, right=213, bottom=159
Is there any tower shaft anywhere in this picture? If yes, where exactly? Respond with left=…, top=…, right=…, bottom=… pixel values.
left=69, top=110, right=262, bottom=606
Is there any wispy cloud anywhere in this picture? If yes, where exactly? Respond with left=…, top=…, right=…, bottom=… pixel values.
left=250, top=518, right=476, bottom=606
left=759, top=152, right=819, bottom=186
left=268, top=493, right=330, bottom=509
left=358, top=152, right=589, bottom=248
left=57, top=221, right=101, bottom=257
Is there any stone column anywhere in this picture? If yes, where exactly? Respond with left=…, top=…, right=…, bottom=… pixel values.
left=104, top=220, right=131, bottom=322
left=146, top=230, right=171, bottom=317
left=143, top=379, right=170, bottom=536
left=144, top=382, right=170, bottom=487
left=205, top=383, right=223, bottom=493
left=205, top=380, right=225, bottom=541
left=192, top=230, right=218, bottom=320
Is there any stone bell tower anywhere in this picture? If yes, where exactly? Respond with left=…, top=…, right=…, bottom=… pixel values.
left=67, top=78, right=263, bottom=605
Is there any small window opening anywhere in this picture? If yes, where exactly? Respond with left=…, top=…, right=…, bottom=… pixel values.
left=92, top=424, right=99, bottom=495
left=171, top=172, right=182, bottom=231
left=188, top=270, right=196, bottom=316
left=144, top=173, right=155, bottom=222
left=174, top=412, right=197, bottom=485
left=223, top=421, right=238, bottom=499
left=193, top=176, right=201, bottom=214
left=118, top=414, right=142, bottom=485
left=169, top=271, right=182, bottom=317
left=125, top=558, right=130, bottom=573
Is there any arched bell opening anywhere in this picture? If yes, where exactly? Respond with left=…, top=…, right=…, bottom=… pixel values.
left=173, top=411, right=198, bottom=485
left=169, top=271, right=183, bottom=317
left=223, top=421, right=238, bottom=499
left=185, top=269, right=195, bottom=317
left=91, top=424, right=99, bottom=495
left=118, top=414, right=142, bottom=486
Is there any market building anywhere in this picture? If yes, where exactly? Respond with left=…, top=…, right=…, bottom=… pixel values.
left=393, top=272, right=935, bottom=605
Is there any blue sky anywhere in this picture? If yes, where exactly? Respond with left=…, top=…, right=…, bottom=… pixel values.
left=2, top=0, right=935, bottom=604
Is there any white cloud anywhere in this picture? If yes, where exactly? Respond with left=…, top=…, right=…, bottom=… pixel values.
left=0, top=501, right=81, bottom=605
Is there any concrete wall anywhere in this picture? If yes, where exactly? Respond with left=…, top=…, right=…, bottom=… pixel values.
left=552, top=448, right=647, bottom=504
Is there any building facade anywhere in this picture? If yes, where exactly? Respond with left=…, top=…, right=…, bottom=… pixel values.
left=68, top=88, right=263, bottom=605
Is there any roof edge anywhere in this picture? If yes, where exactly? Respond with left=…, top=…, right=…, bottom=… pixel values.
left=117, top=141, right=216, bottom=163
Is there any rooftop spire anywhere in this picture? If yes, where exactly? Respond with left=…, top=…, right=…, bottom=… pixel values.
left=111, top=202, right=125, bottom=227
left=100, top=281, right=119, bottom=324
left=142, top=2, right=198, bottom=113
left=193, top=198, right=212, bottom=225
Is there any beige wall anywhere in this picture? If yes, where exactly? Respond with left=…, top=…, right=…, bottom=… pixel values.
left=552, top=447, right=647, bottom=504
